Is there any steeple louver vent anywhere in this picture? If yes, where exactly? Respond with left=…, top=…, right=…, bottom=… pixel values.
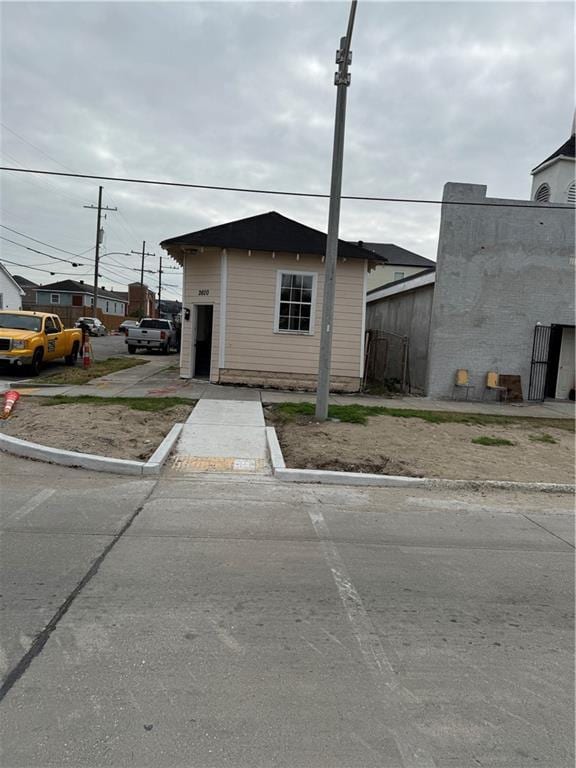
left=567, top=183, right=576, bottom=203
left=535, top=183, right=551, bottom=202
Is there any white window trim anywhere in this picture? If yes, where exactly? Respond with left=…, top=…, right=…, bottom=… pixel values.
left=50, top=293, right=60, bottom=304
left=274, top=269, right=317, bottom=335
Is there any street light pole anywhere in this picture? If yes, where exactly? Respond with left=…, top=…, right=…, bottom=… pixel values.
left=315, top=0, right=357, bottom=421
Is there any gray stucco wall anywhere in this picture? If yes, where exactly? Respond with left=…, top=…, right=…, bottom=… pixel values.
left=427, top=182, right=575, bottom=400
left=366, top=284, right=435, bottom=392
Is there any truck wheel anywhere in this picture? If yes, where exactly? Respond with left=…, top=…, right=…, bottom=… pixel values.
left=161, top=343, right=169, bottom=355
left=65, top=342, right=80, bottom=366
left=128, top=345, right=137, bottom=355
left=30, top=348, right=44, bottom=376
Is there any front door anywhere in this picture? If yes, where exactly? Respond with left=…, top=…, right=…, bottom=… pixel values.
left=556, top=327, right=575, bottom=399
left=193, top=305, right=213, bottom=379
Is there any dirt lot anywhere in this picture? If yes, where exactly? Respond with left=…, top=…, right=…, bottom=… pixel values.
left=0, top=397, right=193, bottom=461
left=270, top=412, right=575, bottom=483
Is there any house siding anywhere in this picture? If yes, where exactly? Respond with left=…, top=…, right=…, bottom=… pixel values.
left=0, top=271, right=24, bottom=310
left=178, top=248, right=364, bottom=390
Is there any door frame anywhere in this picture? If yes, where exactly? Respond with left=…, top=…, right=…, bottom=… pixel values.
left=190, top=303, right=214, bottom=380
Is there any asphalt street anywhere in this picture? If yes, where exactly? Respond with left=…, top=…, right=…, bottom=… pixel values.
left=0, top=333, right=130, bottom=385
left=0, top=455, right=574, bottom=767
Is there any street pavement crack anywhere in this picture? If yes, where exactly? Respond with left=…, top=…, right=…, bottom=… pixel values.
left=0, top=481, right=158, bottom=702
left=521, top=513, right=575, bottom=549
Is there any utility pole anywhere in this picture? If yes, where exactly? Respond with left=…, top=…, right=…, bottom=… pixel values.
left=157, top=255, right=163, bottom=316
left=315, top=0, right=358, bottom=421
left=83, top=186, right=117, bottom=319
left=130, top=241, right=155, bottom=317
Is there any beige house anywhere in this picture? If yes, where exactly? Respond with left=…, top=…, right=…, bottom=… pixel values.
left=160, top=212, right=384, bottom=392
left=364, top=243, right=436, bottom=291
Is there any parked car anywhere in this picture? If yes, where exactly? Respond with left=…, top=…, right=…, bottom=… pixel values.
left=74, top=317, right=107, bottom=336
left=0, top=310, right=82, bottom=375
left=118, top=319, right=140, bottom=335
left=126, top=318, right=175, bottom=354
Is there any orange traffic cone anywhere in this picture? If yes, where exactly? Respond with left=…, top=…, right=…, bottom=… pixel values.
left=83, top=341, right=91, bottom=368
left=1, top=390, right=20, bottom=419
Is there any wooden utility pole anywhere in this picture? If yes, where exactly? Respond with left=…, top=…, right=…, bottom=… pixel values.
left=83, top=186, right=117, bottom=318
left=130, top=241, right=155, bottom=317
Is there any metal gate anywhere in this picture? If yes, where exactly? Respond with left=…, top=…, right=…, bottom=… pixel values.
left=528, top=324, right=551, bottom=401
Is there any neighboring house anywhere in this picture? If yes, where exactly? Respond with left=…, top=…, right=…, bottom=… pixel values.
left=160, top=211, right=384, bottom=390
left=364, top=243, right=436, bottom=291
left=0, top=263, right=25, bottom=310
left=115, top=283, right=157, bottom=318
left=12, top=275, right=39, bottom=308
left=32, top=279, right=128, bottom=328
left=367, top=179, right=575, bottom=400
left=366, top=269, right=436, bottom=392
left=531, top=122, right=575, bottom=203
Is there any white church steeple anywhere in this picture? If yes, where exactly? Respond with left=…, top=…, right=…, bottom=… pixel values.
left=530, top=115, right=576, bottom=203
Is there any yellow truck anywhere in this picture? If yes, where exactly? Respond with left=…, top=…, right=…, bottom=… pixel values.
left=0, top=310, right=82, bottom=375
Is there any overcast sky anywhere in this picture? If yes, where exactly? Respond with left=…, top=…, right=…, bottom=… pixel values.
left=1, top=1, right=573, bottom=298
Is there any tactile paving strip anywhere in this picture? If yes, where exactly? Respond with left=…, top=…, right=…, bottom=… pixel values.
left=170, top=456, right=270, bottom=473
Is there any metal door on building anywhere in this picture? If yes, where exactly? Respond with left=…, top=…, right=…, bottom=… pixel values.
left=527, top=324, right=551, bottom=401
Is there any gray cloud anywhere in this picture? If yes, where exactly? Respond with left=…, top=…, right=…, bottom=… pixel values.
left=1, top=1, right=573, bottom=295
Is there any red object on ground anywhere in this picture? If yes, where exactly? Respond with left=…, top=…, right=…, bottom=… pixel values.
left=2, top=390, right=20, bottom=419
left=82, top=330, right=91, bottom=368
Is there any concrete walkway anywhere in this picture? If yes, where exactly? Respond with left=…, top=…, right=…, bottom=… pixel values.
left=7, top=361, right=575, bottom=420
left=171, top=399, right=270, bottom=475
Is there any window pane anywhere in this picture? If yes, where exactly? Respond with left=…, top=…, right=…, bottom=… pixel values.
left=302, top=276, right=313, bottom=290
left=291, top=288, right=302, bottom=303
left=301, top=288, right=312, bottom=302
left=300, top=304, right=311, bottom=319
left=280, top=302, right=290, bottom=317
left=292, top=274, right=302, bottom=289
left=280, top=287, right=291, bottom=301
left=279, top=316, right=289, bottom=330
left=299, top=316, right=310, bottom=332
left=281, top=274, right=291, bottom=288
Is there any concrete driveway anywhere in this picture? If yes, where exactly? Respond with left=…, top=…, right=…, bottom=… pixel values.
left=0, top=455, right=573, bottom=767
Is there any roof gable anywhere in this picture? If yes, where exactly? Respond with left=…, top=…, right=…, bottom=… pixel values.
left=363, top=243, right=436, bottom=268
left=0, top=263, right=26, bottom=295
left=161, top=211, right=381, bottom=261
left=37, top=279, right=128, bottom=303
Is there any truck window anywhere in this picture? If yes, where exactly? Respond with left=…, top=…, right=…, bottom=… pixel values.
left=52, top=316, right=63, bottom=332
left=44, top=317, right=58, bottom=334
left=139, top=319, right=170, bottom=329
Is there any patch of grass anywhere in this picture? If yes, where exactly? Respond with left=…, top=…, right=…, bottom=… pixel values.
left=271, top=402, right=574, bottom=431
left=41, top=357, right=147, bottom=385
left=41, top=395, right=195, bottom=412
left=529, top=433, right=558, bottom=444
left=471, top=436, right=515, bottom=447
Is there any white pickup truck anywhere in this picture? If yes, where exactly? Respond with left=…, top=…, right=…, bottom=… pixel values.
left=126, top=318, right=175, bottom=355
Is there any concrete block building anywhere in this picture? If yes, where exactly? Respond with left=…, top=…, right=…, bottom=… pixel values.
left=367, top=123, right=575, bottom=401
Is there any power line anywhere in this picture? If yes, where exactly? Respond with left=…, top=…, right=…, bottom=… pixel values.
left=0, top=165, right=573, bottom=210
left=0, top=235, right=90, bottom=266
left=0, top=258, right=90, bottom=276
left=0, top=224, right=92, bottom=258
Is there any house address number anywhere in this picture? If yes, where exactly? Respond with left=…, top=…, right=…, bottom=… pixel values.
left=197, top=289, right=210, bottom=296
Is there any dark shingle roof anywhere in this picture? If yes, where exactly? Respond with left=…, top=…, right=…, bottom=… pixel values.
left=161, top=211, right=383, bottom=261
left=37, top=280, right=127, bottom=303
left=532, top=134, right=575, bottom=171
left=362, top=243, right=436, bottom=269
left=13, top=275, right=39, bottom=288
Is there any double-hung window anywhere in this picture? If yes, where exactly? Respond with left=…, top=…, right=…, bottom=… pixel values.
left=275, top=271, right=316, bottom=334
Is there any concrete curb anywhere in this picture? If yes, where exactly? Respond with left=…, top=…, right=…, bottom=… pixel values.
left=265, top=427, right=575, bottom=494
left=0, top=422, right=184, bottom=476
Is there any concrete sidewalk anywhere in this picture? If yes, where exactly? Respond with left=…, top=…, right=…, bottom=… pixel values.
left=8, top=361, right=575, bottom=419
left=171, top=399, right=270, bottom=475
